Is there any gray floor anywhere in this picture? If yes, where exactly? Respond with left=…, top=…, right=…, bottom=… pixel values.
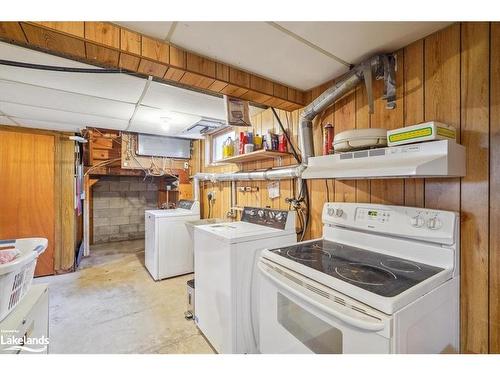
left=36, top=239, right=214, bottom=354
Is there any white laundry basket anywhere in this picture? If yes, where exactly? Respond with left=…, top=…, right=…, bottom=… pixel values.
left=0, top=238, right=47, bottom=322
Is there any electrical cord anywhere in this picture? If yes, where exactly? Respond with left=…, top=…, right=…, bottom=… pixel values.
left=270, top=107, right=301, bottom=164
left=0, top=59, right=132, bottom=74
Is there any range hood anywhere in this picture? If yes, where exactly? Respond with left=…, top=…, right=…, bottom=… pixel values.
left=301, top=140, right=466, bottom=180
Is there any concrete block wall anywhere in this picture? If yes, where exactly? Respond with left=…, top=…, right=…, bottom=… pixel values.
left=92, top=176, right=157, bottom=244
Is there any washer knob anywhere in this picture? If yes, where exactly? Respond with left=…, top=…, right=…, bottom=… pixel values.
left=335, top=208, right=343, bottom=217
left=427, top=217, right=442, bottom=230
left=410, top=215, right=425, bottom=228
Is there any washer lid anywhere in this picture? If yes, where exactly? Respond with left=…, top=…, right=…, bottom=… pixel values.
left=195, top=221, right=294, bottom=244
left=145, top=209, right=199, bottom=218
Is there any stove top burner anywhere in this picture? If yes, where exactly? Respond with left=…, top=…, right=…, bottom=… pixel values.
left=335, top=263, right=397, bottom=286
left=286, top=247, right=331, bottom=262
left=380, top=259, right=422, bottom=273
left=268, top=239, right=444, bottom=298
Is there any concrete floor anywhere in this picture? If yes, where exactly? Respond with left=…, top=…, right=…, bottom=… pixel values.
left=36, top=239, right=214, bottom=354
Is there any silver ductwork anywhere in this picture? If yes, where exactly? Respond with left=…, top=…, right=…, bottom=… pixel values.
left=193, top=53, right=396, bottom=202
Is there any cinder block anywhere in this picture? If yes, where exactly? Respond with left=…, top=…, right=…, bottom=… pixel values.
left=94, top=191, right=120, bottom=198
left=93, top=198, right=110, bottom=209
left=119, top=223, right=138, bottom=234
left=113, top=216, right=130, bottom=225
left=108, top=197, right=125, bottom=209
left=109, top=181, right=130, bottom=192
left=93, top=182, right=110, bottom=192
left=124, top=191, right=139, bottom=198
left=93, top=217, right=109, bottom=227
left=137, top=223, right=145, bottom=232
left=94, top=225, right=120, bottom=236
left=129, top=182, right=148, bottom=192
left=129, top=215, right=144, bottom=224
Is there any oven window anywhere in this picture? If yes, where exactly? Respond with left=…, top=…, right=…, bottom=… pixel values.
left=277, top=293, right=343, bottom=354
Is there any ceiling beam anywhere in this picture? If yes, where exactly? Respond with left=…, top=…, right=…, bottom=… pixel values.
left=0, top=21, right=306, bottom=111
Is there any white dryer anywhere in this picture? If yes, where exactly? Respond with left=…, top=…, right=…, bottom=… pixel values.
left=145, top=200, right=200, bottom=280
left=194, top=207, right=296, bottom=354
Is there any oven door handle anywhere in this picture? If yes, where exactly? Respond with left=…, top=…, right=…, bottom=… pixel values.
left=259, top=262, right=386, bottom=332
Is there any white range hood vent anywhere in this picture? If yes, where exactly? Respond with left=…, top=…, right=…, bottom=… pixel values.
left=301, top=140, right=466, bottom=180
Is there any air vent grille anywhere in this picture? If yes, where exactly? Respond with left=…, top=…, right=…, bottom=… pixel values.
left=267, top=262, right=378, bottom=319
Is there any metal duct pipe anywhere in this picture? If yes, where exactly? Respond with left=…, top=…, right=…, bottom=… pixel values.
left=192, top=54, right=395, bottom=202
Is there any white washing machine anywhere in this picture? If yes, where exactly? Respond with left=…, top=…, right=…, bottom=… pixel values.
left=145, top=200, right=200, bottom=280
left=194, top=207, right=296, bottom=354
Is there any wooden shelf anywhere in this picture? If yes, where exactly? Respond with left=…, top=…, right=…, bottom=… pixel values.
left=220, top=149, right=290, bottom=164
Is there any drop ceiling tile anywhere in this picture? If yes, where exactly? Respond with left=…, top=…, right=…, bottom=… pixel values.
left=0, top=41, right=147, bottom=103
left=0, top=80, right=135, bottom=120
left=142, top=80, right=226, bottom=120
left=0, top=115, right=16, bottom=126
left=0, top=102, right=129, bottom=131
left=170, top=22, right=346, bottom=90
left=115, top=22, right=173, bottom=41
left=8, top=118, right=82, bottom=132
left=277, top=22, right=451, bottom=64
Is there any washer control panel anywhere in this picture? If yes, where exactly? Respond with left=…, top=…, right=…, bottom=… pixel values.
left=322, top=203, right=457, bottom=245
left=241, top=207, right=292, bottom=230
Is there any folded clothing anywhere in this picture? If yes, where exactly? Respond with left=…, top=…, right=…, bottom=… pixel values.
left=0, top=246, right=21, bottom=264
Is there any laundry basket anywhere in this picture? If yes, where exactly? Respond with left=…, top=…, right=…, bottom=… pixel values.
left=0, top=238, right=47, bottom=322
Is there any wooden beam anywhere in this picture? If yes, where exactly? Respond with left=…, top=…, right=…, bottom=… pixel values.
left=0, top=21, right=306, bottom=111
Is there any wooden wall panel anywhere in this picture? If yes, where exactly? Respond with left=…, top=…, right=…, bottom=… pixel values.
left=403, top=40, right=425, bottom=207
left=490, top=22, right=500, bottom=354
left=424, top=24, right=461, bottom=211
left=460, top=22, right=490, bottom=354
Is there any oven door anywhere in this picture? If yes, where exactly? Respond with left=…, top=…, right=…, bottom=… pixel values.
left=258, top=260, right=392, bottom=354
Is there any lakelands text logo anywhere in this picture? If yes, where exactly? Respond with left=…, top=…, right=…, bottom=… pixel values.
left=1, top=330, right=48, bottom=353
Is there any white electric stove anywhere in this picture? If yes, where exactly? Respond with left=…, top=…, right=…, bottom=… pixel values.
left=258, top=202, right=460, bottom=354
left=194, top=207, right=296, bottom=354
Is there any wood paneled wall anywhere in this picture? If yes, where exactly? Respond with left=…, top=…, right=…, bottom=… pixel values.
left=193, top=22, right=500, bottom=353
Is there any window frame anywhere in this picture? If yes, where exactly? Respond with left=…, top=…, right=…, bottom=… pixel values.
left=204, top=126, right=236, bottom=166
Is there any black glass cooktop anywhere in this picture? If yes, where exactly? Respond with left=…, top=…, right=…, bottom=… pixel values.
left=269, top=240, right=444, bottom=297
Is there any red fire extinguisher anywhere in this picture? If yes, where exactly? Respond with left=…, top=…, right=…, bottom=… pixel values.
left=323, top=123, right=334, bottom=155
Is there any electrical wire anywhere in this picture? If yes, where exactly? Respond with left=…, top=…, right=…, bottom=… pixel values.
left=0, top=59, right=130, bottom=74
left=270, top=107, right=301, bottom=164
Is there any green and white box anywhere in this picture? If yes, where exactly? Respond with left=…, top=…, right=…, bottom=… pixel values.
left=387, top=121, right=457, bottom=147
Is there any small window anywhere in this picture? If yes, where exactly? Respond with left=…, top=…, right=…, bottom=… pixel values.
left=208, top=129, right=236, bottom=164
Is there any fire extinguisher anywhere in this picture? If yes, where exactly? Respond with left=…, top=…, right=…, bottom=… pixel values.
left=323, top=123, right=334, bottom=155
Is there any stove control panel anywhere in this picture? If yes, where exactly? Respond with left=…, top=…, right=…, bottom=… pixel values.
left=241, top=207, right=295, bottom=230
left=322, top=202, right=458, bottom=246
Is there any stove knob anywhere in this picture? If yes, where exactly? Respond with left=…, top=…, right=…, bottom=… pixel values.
left=335, top=208, right=344, bottom=217
left=410, top=215, right=425, bottom=228
left=268, top=211, right=275, bottom=219
left=275, top=212, right=283, bottom=221
left=249, top=209, right=256, bottom=216
left=258, top=209, right=265, bottom=218
left=327, top=207, right=335, bottom=216
left=427, top=217, right=442, bottom=230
